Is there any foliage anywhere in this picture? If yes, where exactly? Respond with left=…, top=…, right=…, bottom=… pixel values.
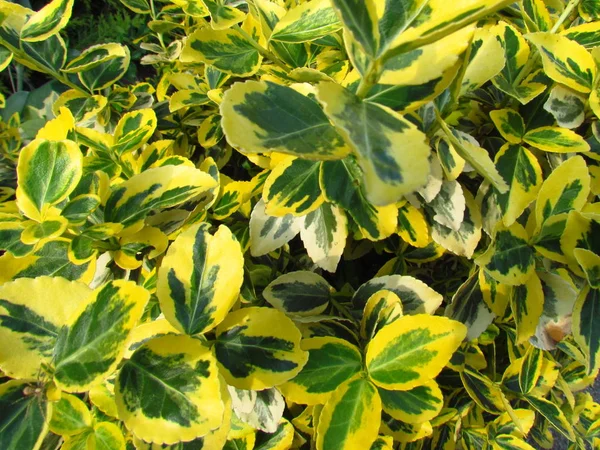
left=0, top=0, right=600, bottom=449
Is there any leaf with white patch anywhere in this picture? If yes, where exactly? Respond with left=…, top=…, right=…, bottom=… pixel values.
left=250, top=199, right=302, bottom=257
left=300, top=202, right=348, bottom=273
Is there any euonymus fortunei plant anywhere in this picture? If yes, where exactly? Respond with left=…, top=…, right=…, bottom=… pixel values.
left=0, top=0, right=600, bottom=449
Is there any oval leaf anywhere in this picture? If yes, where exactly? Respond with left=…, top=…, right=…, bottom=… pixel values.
left=116, top=334, right=224, bottom=445
left=366, top=314, right=467, bottom=390
left=264, top=271, right=332, bottom=317
left=215, top=307, right=308, bottom=390
left=158, top=224, right=244, bottom=335
left=53, top=280, right=150, bottom=392
left=279, top=336, right=363, bottom=405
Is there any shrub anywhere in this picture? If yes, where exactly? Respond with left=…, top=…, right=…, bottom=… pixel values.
left=0, top=0, right=599, bottom=449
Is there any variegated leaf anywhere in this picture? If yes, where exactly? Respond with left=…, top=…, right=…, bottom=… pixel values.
left=204, top=0, right=246, bottom=30
left=316, top=377, right=381, bottom=450
left=490, top=109, right=525, bottom=144
left=461, top=24, right=506, bottom=95
left=270, top=0, right=342, bottom=43
left=21, top=0, right=73, bottom=42
left=366, top=314, right=466, bottom=390
left=0, top=277, right=91, bottom=379
left=523, top=126, right=590, bottom=153
left=385, top=0, right=511, bottom=55
left=573, top=285, right=600, bottom=375
left=397, top=202, right=430, bottom=248
left=249, top=198, right=302, bottom=257
left=264, top=271, right=332, bottom=317
left=379, top=27, right=473, bottom=87
left=48, top=393, right=92, bottom=436
left=561, top=20, right=600, bottom=48
left=233, top=388, right=285, bottom=433
left=116, top=335, right=224, bottom=445
left=112, top=109, right=157, bottom=155
left=16, top=139, right=82, bottom=221
left=63, top=43, right=128, bottom=73
left=524, top=395, right=575, bottom=441
left=543, top=85, right=586, bottom=129
left=0, top=239, right=95, bottom=284
left=352, top=275, right=443, bottom=314
left=493, top=22, right=546, bottom=104
left=317, top=82, right=430, bottom=206
left=263, top=157, right=324, bottom=217
left=526, top=32, right=596, bottom=93
left=158, top=224, right=243, bottom=335
left=300, top=202, right=348, bottom=273
left=378, top=379, right=443, bottom=424
left=534, top=155, right=590, bottom=234
left=380, top=414, right=432, bottom=443
left=519, top=346, right=543, bottom=394
left=477, top=222, right=535, bottom=286
left=460, top=368, right=505, bottom=414
left=254, top=419, right=294, bottom=450
left=329, top=0, right=379, bottom=57
left=561, top=211, right=600, bottom=279
left=448, top=128, right=508, bottom=193
left=77, top=47, right=130, bottom=92
left=181, top=28, right=261, bottom=77
left=251, top=0, right=308, bottom=67
left=220, top=81, right=349, bottom=159
left=430, top=189, right=482, bottom=258
left=361, top=290, right=403, bottom=342
left=446, top=271, right=495, bottom=340
left=279, top=336, right=362, bottom=405
left=104, top=165, right=216, bottom=232
left=494, top=144, right=542, bottom=226
left=511, top=273, right=544, bottom=345
left=53, top=280, right=149, bottom=392
left=215, top=307, right=308, bottom=390
left=320, top=159, right=397, bottom=241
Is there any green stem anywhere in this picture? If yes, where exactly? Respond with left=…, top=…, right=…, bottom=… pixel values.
left=330, top=298, right=356, bottom=323
left=355, top=60, right=381, bottom=99
left=15, top=63, right=23, bottom=92
left=550, top=0, right=580, bottom=33
left=447, top=35, right=474, bottom=111
left=149, top=0, right=157, bottom=20
left=7, top=64, right=16, bottom=93
left=233, top=25, right=289, bottom=71
left=7, top=45, right=88, bottom=94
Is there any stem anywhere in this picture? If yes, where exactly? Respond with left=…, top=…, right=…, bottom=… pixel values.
left=355, top=60, right=380, bottom=99
left=447, top=35, right=474, bottom=111
left=434, top=106, right=453, bottom=137
left=233, top=25, right=289, bottom=71
left=15, top=63, right=23, bottom=92
left=330, top=298, right=356, bottom=323
left=550, top=0, right=580, bottom=33
left=6, top=45, right=88, bottom=94
left=149, top=0, right=157, bottom=20
left=7, top=64, right=16, bottom=92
